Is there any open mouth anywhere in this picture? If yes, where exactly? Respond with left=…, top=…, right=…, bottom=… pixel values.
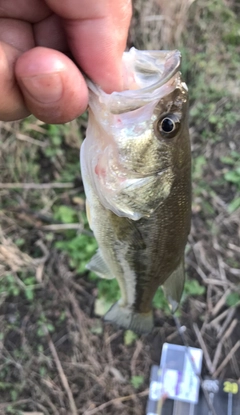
left=87, top=48, right=182, bottom=114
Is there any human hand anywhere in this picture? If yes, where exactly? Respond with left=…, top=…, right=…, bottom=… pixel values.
left=0, top=0, right=132, bottom=123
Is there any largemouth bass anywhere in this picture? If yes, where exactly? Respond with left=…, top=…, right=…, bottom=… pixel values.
left=81, top=48, right=191, bottom=334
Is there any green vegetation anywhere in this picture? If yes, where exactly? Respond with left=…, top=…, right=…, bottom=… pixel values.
left=130, top=375, right=145, bottom=389
left=221, top=151, right=240, bottom=212
left=226, top=292, right=240, bottom=307
left=124, top=330, right=138, bottom=346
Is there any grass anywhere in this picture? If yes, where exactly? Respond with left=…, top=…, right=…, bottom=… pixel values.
left=0, top=0, right=240, bottom=413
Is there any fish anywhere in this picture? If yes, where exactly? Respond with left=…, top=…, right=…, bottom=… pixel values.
left=80, top=48, right=191, bottom=334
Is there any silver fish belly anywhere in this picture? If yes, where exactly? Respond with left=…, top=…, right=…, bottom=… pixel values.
left=81, top=48, right=191, bottom=333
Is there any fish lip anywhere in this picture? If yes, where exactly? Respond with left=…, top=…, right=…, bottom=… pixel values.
left=127, top=49, right=182, bottom=94
left=86, top=48, right=182, bottom=113
left=87, top=49, right=181, bottom=95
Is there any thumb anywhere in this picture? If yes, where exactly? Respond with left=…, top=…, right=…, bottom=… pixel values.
left=44, top=0, right=132, bottom=92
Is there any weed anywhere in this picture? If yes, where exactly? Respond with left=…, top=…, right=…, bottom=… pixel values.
left=184, top=279, right=206, bottom=297
left=221, top=151, right=240, bottom=212
left=36, top=313, right=55, bottom=337
left=152, top=288, right=170, bottom=314
left=124, top=330, right=138, bottom=346
left=53, top=205, right=79, bottom=224
left=226, top=292, right=240, bottom=307
left=130, top=375, right=144, bottom=389
left=0, top=275, right=20, bottom=297
left=0, top=273, right=37, bottom=302
left=55, top=233, right=97, bottom=273
left=6, top=408, right=22, bottom=415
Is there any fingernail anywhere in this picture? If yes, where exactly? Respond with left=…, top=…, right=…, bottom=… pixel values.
left=21, top=73, right=63, bottom=104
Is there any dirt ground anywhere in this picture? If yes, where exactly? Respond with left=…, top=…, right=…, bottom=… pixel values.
left=0, top=1, right=240, bottom=414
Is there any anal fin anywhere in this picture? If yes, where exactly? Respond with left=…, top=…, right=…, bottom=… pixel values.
left=86, top=250, right=114, bottom=280
left=104, top=301, right=153, bottom=334
left=162, top=259, right=185, bottom=312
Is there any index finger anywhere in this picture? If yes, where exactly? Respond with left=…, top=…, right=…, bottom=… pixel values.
left=44, top=0, right=132, bottom=93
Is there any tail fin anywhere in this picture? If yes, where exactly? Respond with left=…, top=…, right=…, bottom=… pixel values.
left=104, top=302, right=153, bottom=334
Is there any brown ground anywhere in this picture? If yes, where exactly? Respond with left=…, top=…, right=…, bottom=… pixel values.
left=0, top=1, right=240, bottom=414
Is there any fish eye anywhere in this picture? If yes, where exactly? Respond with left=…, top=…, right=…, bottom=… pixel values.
left=161, top=117, right=175, bottom=133
left=156, top=113, right=180, bottom=138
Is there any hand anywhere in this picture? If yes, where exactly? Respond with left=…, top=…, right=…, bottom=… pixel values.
left=0, top=0, right=132, bottom=123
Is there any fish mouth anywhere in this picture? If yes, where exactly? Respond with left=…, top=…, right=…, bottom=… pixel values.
left=87, top=48, right=182, bottom=114
left=123, top=49, right=181, bottom=94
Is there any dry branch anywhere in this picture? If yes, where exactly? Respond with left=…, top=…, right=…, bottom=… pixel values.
left=131, top=340, right=143, bottom=377
left=213, top=341, right=240, bottom=378
left=211, top=288, right=231, bottom=317
left=212, top=318, right=238, bottom=372
left=83, top=389, right=149, bottom=415
left=41, top=223, right=83, bottom=231
left=0, top=399, right=31, bottom=409
left=48, top=335, right=78, bottom=415
left=193, top=323, right=214, bottom=374
left=0, top=182, right=74, bottom=189
left=22, top=413, right=44, bottom=415
left=16, top=133, right=48, bottom=147
left=216, top=308, right=236, bottom=339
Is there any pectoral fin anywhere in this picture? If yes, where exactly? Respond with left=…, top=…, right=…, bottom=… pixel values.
left=163, top=259, right=185, bottom=312
left=111, top=216, right=146, bottom=250
left=86, top=250, right=114, bottom=280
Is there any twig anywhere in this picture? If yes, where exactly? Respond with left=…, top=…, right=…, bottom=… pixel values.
left=22, top=412, right=44, bottom=415
left=201, top=285, right=213, bottom=334
left=204, top=278, right=233, bottom=287
left=131, top=340, right=143, bottom=377
left=83, top=389, right=149, bottom=415
left=7, top=207, right=55, bottom=224
left=66, top=289, right=89, bottom=346
left=70, top=280, right=94, bottom=301
left=211, top=288, right=231, bottom=317
left=216, top=308, right=236, bottom=339
left=186, top=259, right=208, bottom=281
left=41, top=224, right=93, bottom=237
left=105, top=330, right=122, bottom=345
left=16, top=132, right=48, bottom=147
left=28, top=378, right=59, bottom=415
left=217, top=255, right=227, bottom=280
left=228, top=243, right=240, bottom=253
left=0, top=399, right=31, bottom=409
left=166, top=326, right=186, bottom=342
left=104, top=329, right=114, bottom=365
left=207, top=308, right=230, bottom=328
left=212, top=340, right=223, bottom=375
left=41, top=224, right=83, bottom=231
left=66, top=287, right=102, bottom=374
left=174, top=316, right=217, bottom=415
left=0, top=182, right=74, bottom=189
left=48, top=335, right=78, bottom=415
left=222, top=261, right=240, bottom=277
left=213, top=340, right=240, bottom=378
left=193, top=323, right=214, bottom=374
left=212, top=318, right=238, bottom=372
